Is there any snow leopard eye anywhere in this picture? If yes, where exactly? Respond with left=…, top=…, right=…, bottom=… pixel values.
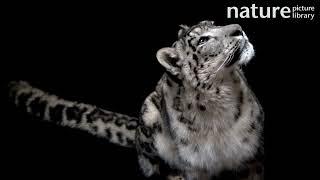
left=197, top=36, right=210, bottom=46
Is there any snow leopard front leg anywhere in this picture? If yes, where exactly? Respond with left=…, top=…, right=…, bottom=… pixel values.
left=135, top=91, right=162, bottom=178
left=136, top=91, right=184, bottom=179
left=136, top=126, right=160, bottom=177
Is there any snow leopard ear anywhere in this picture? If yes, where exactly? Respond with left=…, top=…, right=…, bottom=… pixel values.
left=178, top=24, right=189, bottom=38
left=156, top=47, right=180, bottom=76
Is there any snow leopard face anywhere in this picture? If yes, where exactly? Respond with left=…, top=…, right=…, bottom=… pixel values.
left=156, top=20, right=254, bottom=89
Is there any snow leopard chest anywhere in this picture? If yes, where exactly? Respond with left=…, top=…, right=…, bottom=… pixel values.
left=160, top=82, right=262, bottom=173
left=176, top=125, right=259, bottom=173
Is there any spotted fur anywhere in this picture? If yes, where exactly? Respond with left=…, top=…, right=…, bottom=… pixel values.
left=8, top=21, right=264, bottom=180
left=8, top=81, right=138, bottom=147
left=137, top=21, right=264, bottom=180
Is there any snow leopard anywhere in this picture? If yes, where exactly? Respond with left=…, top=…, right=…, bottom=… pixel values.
left=8, top=20, right=264, bottom=180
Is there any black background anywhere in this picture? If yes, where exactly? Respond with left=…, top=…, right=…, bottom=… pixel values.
left=3, top=1, right=319, bottom=179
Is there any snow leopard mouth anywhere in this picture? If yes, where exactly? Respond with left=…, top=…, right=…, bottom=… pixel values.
left=225, top=39, right=246, bottom=67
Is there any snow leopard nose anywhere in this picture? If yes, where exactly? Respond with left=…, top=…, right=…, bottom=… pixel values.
left=226, top=24, right=243, bottom=37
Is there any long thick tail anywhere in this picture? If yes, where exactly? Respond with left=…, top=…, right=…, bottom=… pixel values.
left=8, top=81, right=138, bottom=148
